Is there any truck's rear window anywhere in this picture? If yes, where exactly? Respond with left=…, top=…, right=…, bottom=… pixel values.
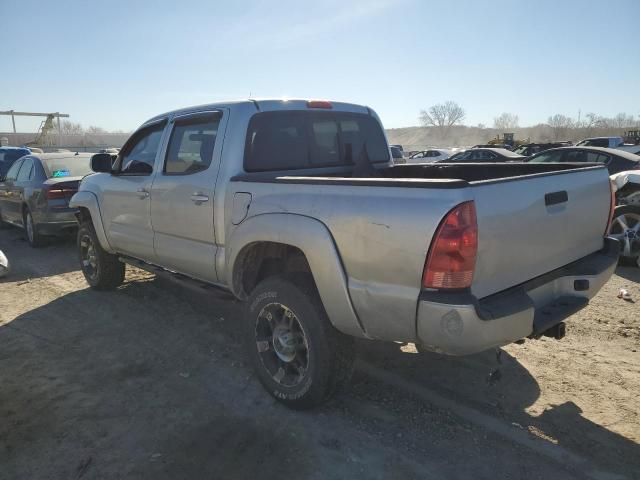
left=244, top=111, right=389, bottom=172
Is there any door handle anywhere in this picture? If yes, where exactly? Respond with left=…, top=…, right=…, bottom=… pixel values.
left=190, top=193, right=209, bottom=205
left=136, top=188, right=149, bottom=199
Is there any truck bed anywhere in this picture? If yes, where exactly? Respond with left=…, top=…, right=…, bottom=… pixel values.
left=230, top=162, right=612, bottom=341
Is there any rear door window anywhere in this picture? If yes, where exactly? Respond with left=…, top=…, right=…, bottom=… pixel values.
left=585, top=152, right=609, bottom=163
left=564, top=150, right=587, bottom=162
left=244, top=111, right=389, bottom=172
left=16, top=158, right=34, bottom=181
left=164, top=114, right=221, bottom=174
left=530, top=150, right=565, bottom=163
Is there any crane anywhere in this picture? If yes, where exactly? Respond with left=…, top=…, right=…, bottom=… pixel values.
left=0, top=110, right=70, bottom=147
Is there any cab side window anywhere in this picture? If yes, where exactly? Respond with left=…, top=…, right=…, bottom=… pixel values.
left=119, top=124, right=165, bottom=175
left=164, top=114, right=221, bottom=175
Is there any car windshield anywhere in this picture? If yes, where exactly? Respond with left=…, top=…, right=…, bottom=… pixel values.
left=42, top=156, right=93, bottom=178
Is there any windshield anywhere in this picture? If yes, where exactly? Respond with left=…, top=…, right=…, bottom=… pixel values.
left=42, top=156, right=93, bottom=178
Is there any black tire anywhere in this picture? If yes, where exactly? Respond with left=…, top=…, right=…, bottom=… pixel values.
left=610, top=205, right=640, bottom=266
left=245, top=275, right=355, bottom=409
left=23, top=208, right=45, bottom=247
left=77, top=220, right=125, bottom=290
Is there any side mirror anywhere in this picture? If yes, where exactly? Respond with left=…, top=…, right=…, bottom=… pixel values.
left=91, top=153, right=114, bottom=173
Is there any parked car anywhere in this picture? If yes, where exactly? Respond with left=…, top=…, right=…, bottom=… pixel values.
left=70, top=98, right=617, bottom=409
left=0, top=152, right=93, bottom=246
left=615, top=145, right=640, bottom=156
left=576, top=136, right=624, bottom=148
left=406, top=149, right=451, bottom=163
left=472, top=143, right=511, bottom=150
left=0, top=146, right=31, bottom=179
left=443, top=147, right=526, bottom=162
left=390, top=145, right=406, bottom=164
left=527, top=147, right=640, bottom=175
left=608, top=170, right=640, bottom=266
left=512, top=142, right=571, bottom=157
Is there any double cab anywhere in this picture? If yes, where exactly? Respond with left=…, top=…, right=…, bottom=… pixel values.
left=70, top=99, right=618, bottom=408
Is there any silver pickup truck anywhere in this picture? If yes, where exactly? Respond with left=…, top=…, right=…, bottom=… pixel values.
left=70, top=99, right=618, bottom=408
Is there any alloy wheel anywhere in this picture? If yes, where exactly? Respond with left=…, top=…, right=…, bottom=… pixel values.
left=610, top=212, right=640, bottom=259
left=255, top=302, right=309, bottom=387
left=79, top=234, right=99, bottom=279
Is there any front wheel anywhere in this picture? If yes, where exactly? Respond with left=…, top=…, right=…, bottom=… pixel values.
left=610, top=205, right=640, bottom=266
left=245, top=276, right=355, bottom=409
left=77, top=221, right=125, bottom=289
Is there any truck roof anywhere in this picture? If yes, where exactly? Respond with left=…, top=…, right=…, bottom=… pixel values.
left=143, top=99, right=371, bottom=126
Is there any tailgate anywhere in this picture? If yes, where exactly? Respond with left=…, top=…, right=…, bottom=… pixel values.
left=470, top=166, right=611, bottom=298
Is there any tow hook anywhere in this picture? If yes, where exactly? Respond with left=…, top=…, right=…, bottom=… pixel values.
left=543, top=322, right=566, bottom=340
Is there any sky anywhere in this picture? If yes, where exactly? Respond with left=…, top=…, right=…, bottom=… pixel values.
left=1, top=0, right=638, bottom=133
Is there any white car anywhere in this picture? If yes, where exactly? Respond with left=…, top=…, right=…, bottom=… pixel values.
left=615, top=145, right=640, bottom=156
left=406, top=149, right=451, bottom=163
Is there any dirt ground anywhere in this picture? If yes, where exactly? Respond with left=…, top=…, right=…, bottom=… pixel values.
left=0, top=227, right=638, bottom=480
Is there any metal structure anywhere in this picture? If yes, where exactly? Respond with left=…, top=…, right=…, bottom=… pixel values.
left=0, top=110, right=70, bottom=147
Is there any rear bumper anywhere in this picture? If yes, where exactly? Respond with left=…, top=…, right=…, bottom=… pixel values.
left=36, top=208, right=78, bottom=235
left=416, top=238, right=619, bottom=355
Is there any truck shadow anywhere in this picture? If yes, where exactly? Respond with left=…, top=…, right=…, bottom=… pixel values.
left=357, top=340, right=639, bottom=477
left=1, top=274, right=637, bottom=478
left=0, top=228, right=77, bottom=282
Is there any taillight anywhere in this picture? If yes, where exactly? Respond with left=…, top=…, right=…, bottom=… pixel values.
left=423, top=201, right=478, bottom=290
left=605, top=180, right=616, bottom=235
left=46, top=187, right=77, bottom=200
left=306, top=100, right=332, bottom=109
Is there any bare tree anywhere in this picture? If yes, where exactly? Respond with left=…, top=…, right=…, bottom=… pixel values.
left=86, top=125, right=107, bottom=134
left=547, top=114, right=574, bottom=140
left=609, top=113, right=636, bottom=130
left=419, top=101, right=465, bottom=137
left=580, top=112, right=608, bottom=136
left=493, top=112, right=519, bottom=130
left=60, top=120, right=84, bottom=135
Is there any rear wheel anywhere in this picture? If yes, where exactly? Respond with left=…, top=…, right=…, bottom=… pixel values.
left=24, top=209, right=45, bottom=247
left=610, top=205, right=640, bottom=266
left=77, top=221, right=125, bottom=289
left=245, top=275, right=355, bottom=409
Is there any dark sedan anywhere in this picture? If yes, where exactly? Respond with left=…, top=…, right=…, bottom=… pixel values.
left=442, top=148, right=526, bottom=163
left=527, top=146, right=640, bottom=175
left=0, top=152, right=93, bottom=246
